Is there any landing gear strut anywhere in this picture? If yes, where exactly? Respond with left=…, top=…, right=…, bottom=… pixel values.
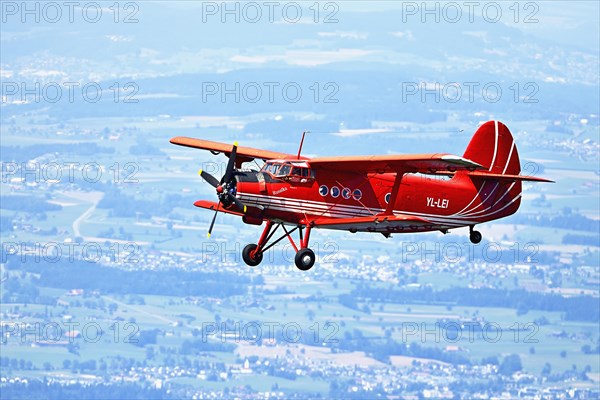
left=469, top=225, right=482, bottom=244
left=241, top=221, right=316, bottom=271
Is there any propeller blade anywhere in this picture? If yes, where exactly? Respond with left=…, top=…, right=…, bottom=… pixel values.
left=199, top=169, right=220, bottom=188
left=222, top=142, right=238, bottom=183
left=229, top=194, right=247, bottom=214
left=207, top=207, right=218, bottom=238
left=206, top=142, right=241, bottom=238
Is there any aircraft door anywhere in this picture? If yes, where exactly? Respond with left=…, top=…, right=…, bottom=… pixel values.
left=256, top=172, right=268, bottom=193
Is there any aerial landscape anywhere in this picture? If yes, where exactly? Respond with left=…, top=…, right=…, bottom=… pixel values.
left=1, top=1, right=599, bottom=399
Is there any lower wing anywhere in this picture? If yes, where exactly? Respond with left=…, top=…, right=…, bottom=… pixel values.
left=193, top=200, right=245, bottom=216
left=310, top=213, right=435, bottom=232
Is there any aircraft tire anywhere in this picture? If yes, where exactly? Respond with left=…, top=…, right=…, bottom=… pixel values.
left=242, top=244, right=263, bottom=266
left=469, top=230, right=482, bottom=244
left=295, top=248, right=315, bottom=271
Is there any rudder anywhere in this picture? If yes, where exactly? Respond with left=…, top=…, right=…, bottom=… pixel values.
left=463, top=120, right=520, bottom=175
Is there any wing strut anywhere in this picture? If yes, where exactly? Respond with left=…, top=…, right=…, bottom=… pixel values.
left=383, top=170, right=406, bottom=215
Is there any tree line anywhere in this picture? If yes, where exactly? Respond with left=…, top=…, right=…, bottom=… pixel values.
left=5, top=259, right=251, bottom=299
left=344, top=286, right=599, bottom=322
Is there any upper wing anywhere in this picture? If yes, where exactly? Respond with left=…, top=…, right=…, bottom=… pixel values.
left=461, top=171, right=554, bottom=182
left=307, top=153, right=483, bottom=173
left=171, top=138, right=480, bottom=172
left=421, top=170, right=554, bottom=182
left=170, top=137, right=304, bottom=163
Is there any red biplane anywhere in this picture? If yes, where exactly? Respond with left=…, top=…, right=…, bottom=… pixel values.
left=170, top=120, right=552, bottom=270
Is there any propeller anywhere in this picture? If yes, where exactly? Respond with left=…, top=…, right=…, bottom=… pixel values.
left=199, top=142, right=247, bottom=238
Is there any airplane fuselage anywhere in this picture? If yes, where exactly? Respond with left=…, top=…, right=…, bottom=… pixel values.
left=236, top=168, right=522, bottom=234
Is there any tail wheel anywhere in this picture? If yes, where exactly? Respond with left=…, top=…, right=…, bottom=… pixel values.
left=470, top=230, right=482, bottom=244
left=242, top=244, right=263, bottom=267
left=295, top=248, right=315, bottom=271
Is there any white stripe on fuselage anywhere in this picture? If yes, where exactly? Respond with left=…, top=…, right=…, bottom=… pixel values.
left=237, top=189, right=517, bottom=227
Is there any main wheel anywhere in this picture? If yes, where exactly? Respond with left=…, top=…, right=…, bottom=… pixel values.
left=470, top=230, right=482, bottom=244
left=295, top=248, right=315, bottom=271
left=242, top=244, right=263, bottom=266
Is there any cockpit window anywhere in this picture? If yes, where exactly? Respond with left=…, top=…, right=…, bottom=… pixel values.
left=277, top=164, right=292, bottom=176
left=291, top=167, right=312, bottom=178
left=261, top=161, right=314, bottom=180
left=262, top=162, right=281, bottom=175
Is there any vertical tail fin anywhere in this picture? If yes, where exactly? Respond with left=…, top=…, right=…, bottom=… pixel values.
left=460, top=121, right=522, bottom=221
left=463, top=120, right=520, bottom=175
left=456, top=121, right=551, bottom=222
